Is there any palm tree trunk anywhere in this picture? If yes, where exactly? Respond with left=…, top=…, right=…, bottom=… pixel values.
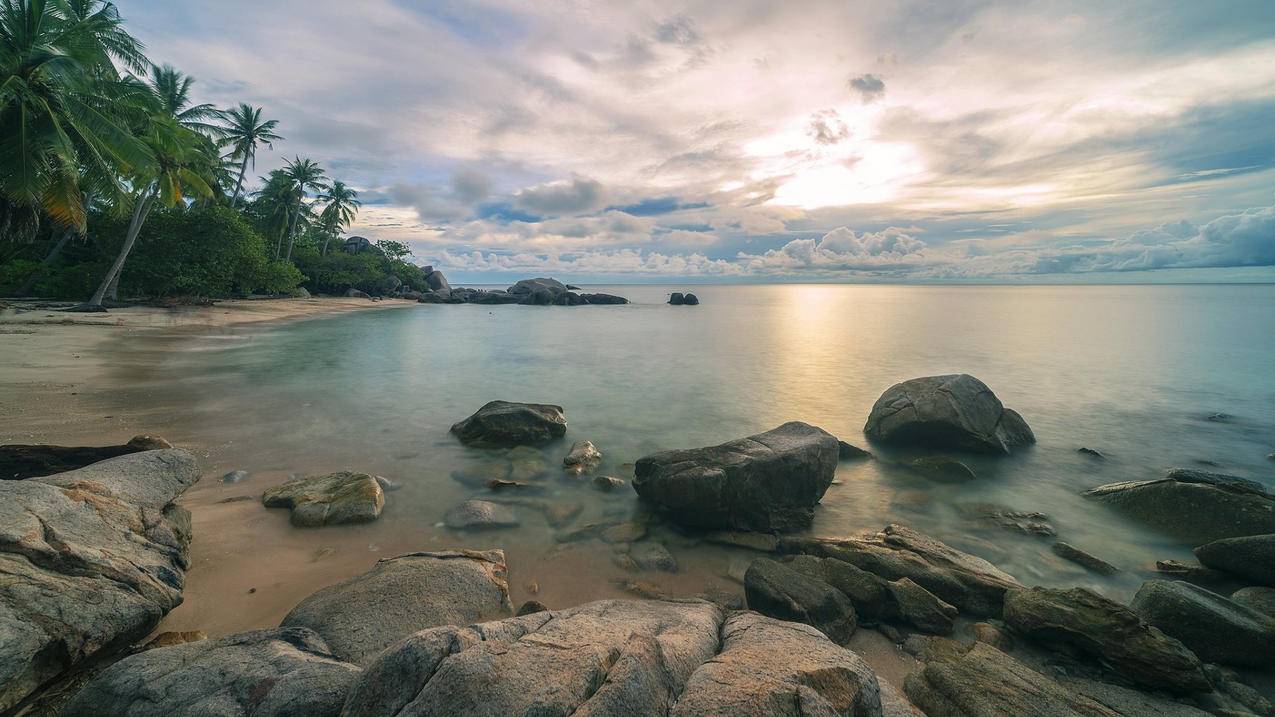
left=230, top=153, right=250, bottom=208
left=322, top=231, right=333, bottom=256
left=83, top=188, right=155, bottom=309
left=12, top=228, right=75, bottom=297
left=284, top=197, right=302, bottom=261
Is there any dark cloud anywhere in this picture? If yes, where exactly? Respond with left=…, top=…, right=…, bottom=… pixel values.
left=451, top=169, right=492, bottom=203
left=848, top=73, right=886, bottom=102
left=655, top=15, right=700, bottom=46
left=515, top=177, right=606, bottom=215
left=807, top=110, right=850, bottom=145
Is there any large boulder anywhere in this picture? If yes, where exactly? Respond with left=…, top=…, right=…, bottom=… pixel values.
left=261, top=471, right=384, bottom=527
left=887, top=578, right=957, bottom=634
left=863, top=374, right=1035, bottom=454
left=0, top=435, right=171, bottom=480
left=904, top=642, right=1124, bottom=717
left=580, top=293, right=629, bottom=305
left=341, top=599, right=884, bottom=717
left=1232, top=587, right=1275, bottom=619
left=782, top=524, right=1022, bottom=617
left=633, top=421, right=839, bottom=532
left=281, top=550, right=513, bottom=665
left=744, top=558, right=858, bottom=643
left=783, top=554, right=897, bottom=621
left=425, top=270, right=451, bottom=295
left=0, top=450, right=200, bottom=711
left=62, top=628, right=360, bottom=717
left=1131, top=580, right=1275, bottom=667
left=1194, top=533, right=1275, bottom=585
left=450, top=400, right=567, bottom=448
left=1002, top=586, right=1210, bottom=693
left=1085, top=469, right=1275, bottom=544
left=509, top=277, right=568, bottom=298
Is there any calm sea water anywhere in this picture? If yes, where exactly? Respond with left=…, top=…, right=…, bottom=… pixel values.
left=105, top=284, right=1275, bottom=632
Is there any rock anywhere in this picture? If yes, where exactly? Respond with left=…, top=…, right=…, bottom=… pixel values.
left=62, top=628, right=360, bottom=717
left=580, top=293, right=629, bottom=304
left=887, top=578, right=957, bottom=634
left=904, top=642, right=1122, bottom=717
left=281, top=550, right=512, bottom=665
left=969, top=622, right=1012, bottom=650
left=1195, top=533, right=1275, bottom=585
left=1052, top=542, right=1120, bottom=575
left=0, top=435, right=172, bottom=480
left=292, top=286, right=312, bottom=298
left=1206, top=412, right=1235, bottom=423
left=509, top=277, right=568, bottom=298
left=1085, top=469, right=1275, bottom=544
left=838, top=440, right=872, bottom=460
left=669, top=292, right=686, bottom=305
left=1154, top=559, right=1230, bottom=584
left=444, top=499, right=519, bottom=530
left=553, top=291, right=587, bottom=306
left=562, top=440, right=602, bottom=474
left=450, top=400, right=567, bottom=448
left=0, top=450, right=200, bottom=711
left=1268, top=452, right=1275, bottom=462
left=400, top=290, right=423, bottom=300
left=425, top=269, right=451, bottom=294
left=221, top=469, right=249, bottom=484
left=911, top=456, right=978, bottom=482
left=1002, top=586, right=1210, bottom=693
left=1058, top=677, right=1213, bottom=717
left=262, top=471, right=384, bottom=527
left=630, top=543, right=678, bottom=572
left=1200, top=663, right=1275, bottom=717
left=486, top=478, right=535, bottom=491
left=957, top=503, right=1055, bottom=536
left=864, top=374, right=1035, bottom=454
left=1231, top=587, right=1275, bottom=619
left=784, top=554, right=896, bottom=621
left=1078, top=447, right=1107, bottom=460
left=633, top=421, right=840, bottom=532
left=705, top=530, right=782, bottom=553
left=744, top=558, right=857, bottom=643
left=880, top=678, right=925, bottom=717
left=345, top=288, right=372, bottom=299
left=902, top=634, right=967, bottom=663
left=545, top=501, right=583, bottom=528
left=516, top=600, right=549, bottom=616
left=554, top=520, right=647, bottom=544
left=682, top=293, right=700, bottom=305
left=1131, top=580, right=1275, bottom=667
left=343, top=599, right=882, bottom=717
left=374, top=475, right=400, bottom=492
left=782, top=524, right=1022, bottom=617
left=450, top=462, right=510, bottom=488
left=144, top=630, right=207, bottom=650
left=592, top=475, right=625, bottom=491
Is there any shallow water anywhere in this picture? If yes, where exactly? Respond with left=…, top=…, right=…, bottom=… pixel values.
left=94, top=284, right=1275, bottom=637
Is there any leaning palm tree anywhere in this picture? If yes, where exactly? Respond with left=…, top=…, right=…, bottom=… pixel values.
left=280, top=156, right=326, bottom=261
left=220, top=103, right=281, bottom=207
left=317, top=180, right=359, bottom=255
left=147, top=64, right=221, bottom=136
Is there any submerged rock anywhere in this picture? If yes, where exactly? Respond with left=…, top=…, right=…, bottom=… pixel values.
left=450, top=400, right=568, bottom=448
left=745, top=558, right=858, bottom=643
left=262, top=471, right=384, bottom=527
left=1077, top=447, right=1107, bottom=460
left=633, top=421, right=839, bottom=532
left=1085, top=469, right=1275, bottom=544
left=443, top=499, right=519, bottom=530
left=562, top=440, right=602, bottom=474
left=281, top=550, right=513, bottom=665
left=592, top=475, right=626, bottom=491
left=1154, top=559, right=1230, bottom=585
left=62, top=628, right=359, bottom=717
left=0, top=449, right=200, bottom=712
left=910, top=456, right=978, bottom=482
left=1194, top=533, right=1275, bottom=585
left=1002, top=586, right=1210, bottom=693
left=342, top=599, right=883, bottom=717
left=0, top=434, right=172, bottom=480
left=629, top=542, right=679, bottom=572
left=864, top=374, right=1035, bottom=454
left=1051, top=542, right=1120, bottom=575
left=1131, top=580, right=1275, bottom=667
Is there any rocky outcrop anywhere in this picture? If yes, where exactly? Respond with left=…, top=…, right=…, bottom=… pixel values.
left=1085, top=469, right=1275, bottom=544
left=417, top=276, right=627, bottom=306
left=0, top=435, right=171, bottom=480
left=1002, top=586, right=1210, bottom=693
left=744, top=558, right=858, bottom=643
left=633, top=421, right=839, bottom=532
left=261, top=471, right=384, bottom=527
left=904, top=642, right=1124, bottom=717
left=1131, top=580, right=1275, bottom=667
left=62, top=628, right=360, bottom=717
left=341, top=599, right=884, bottom=717
left=1194, top=533, right=1275, bottom=585
left=450, top=400, right=568, bottom=448
left=0, top=449, right=200, bottom=711
left=425, top=269, right=451, bottom=295
left=863, top=374, right=1035, bottom=454
left=280, top=551, right=513, bottom=665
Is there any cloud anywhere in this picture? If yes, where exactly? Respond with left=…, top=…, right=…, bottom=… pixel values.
left=807, top=110, right=850, bottom=145
left=848, top=73, right=886, bottom=102
left=514, top=177, right=607, bottom=215
left=451, top=169, right=492, bottom=203
left=739, top=227, right=927, bottom=273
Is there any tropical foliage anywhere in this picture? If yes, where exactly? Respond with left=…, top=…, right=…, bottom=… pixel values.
left=0, top=0, right=412, bottom=303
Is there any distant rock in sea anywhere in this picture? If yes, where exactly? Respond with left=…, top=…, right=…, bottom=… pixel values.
left=416, top=272, right=627, bottom=306
left=669, top=292, right=700, bottom=305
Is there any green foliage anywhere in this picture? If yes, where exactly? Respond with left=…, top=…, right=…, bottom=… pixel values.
left=376, top=239, right=412, bottom=261
left=291, top=244, right=426, bottom=295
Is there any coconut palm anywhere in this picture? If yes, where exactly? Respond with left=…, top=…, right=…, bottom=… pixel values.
left=280, top=156, right=326, bottom=261
left=220, top=103, right=280, bottom=207
left=147, top=64, right=221, bottom=136
left=317, top=180, right=359, bottom=255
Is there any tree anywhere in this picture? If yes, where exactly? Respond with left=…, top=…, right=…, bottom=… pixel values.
left=375, top=239, right=411, bottom=261
left=317, top=180, right=359, bottom=255
left=220, top=103, right=280, bottom=208
left=280, top=156, right=326, bottom=261
left=147, top=64, right=220, bottom=135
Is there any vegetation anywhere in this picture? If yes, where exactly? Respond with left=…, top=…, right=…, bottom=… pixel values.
left=0, top=0, right=414, bottom=303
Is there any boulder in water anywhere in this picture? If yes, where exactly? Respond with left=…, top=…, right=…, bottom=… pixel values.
left=864, top=374, right=1035, bottom=454
left=633, top=421, right=840, bottom=532
left=562, top=440, right=602, bottom=474
left=580, top=293, right=629, bottom=305
left=261, top=471, right=384, bottom=527
left=1085, top=469, right=1275, bottom=544
left=450, top=400, right=568, bottom=447
left=1051, top=541, right=1120, bottom=575
left=910, top=456, right=978, bottom=482
left=1194, top=533, right=1275, bottom=585
left=1131, top=580, right=1275, bottom=667
left=443, top=499, right=519, bottom=530
left=280, top=550, right=513, bottom=665
left=683, top=293, right=700, bottom=305
left=425, top=269, right=451, bottom=295
left=509, top=277, right=568, bottom=298
left=668, top=292, right=685, bottom=305
left=61, top=628, right=359, bottom=717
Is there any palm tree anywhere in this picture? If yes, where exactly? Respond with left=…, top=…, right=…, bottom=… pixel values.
left=147, top=64, right=221, bottom=135
left=220, top=103, right=280, bottom=207
left=317, top=180, right=359, bottom=255
left=280, top=156, right=326, bottom=261
left=0, top=0, right=152, bottom=232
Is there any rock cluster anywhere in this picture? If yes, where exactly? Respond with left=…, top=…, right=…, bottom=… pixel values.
left=417, top=274, right=629, bottom=306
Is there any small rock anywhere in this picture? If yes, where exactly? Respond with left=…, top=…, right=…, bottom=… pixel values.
left=516, top=600, right=548, bottom=616
left=668, top=292, right=685, bottom=305
left=682, top=293, right=700, bottom=305
left=312, top=547, right=336, bottom=562
left=910, top=456, right=977, bottom=483
left=1206, top=412, right=1235, bottom=423
left=221, top=470, right=249, bottom=484
left=373, top=475, right=400, bottom=492
left=630, top=543, right=678, bottom=572
left=1052, top=542, right=1120, bottom=575
left=958, top=502, right=1054, bottom=536
left=562, top=440, right=602, bottom=474
left=1077, top=447, right=1107, bottom=460
left=969, top=622, right=1012, bottom=651
left=887, top=578, right=957, bottom=635
left=1154, top=559, right=1230, bottom=584
left=545, top=501, right=583, bottom=528
left=592, top=475, right=626, bottom=491
left=450, top=401, right=567, bottom=448
left=838, top=441, right=873, bottom=460
left=486, top=478, right=536, bottom=491
left=262, top=472, right=384, bottom=528
left=444, top=500, right=519, bottom=530
left=602, top=521, right=648, bottom=543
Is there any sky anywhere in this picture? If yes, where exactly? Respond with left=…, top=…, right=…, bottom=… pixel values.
left=117, top=0, right=1275, bottom=283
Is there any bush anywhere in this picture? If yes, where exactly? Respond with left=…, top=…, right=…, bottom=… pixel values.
left=291, top=245, right=426, bottom=295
